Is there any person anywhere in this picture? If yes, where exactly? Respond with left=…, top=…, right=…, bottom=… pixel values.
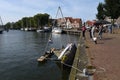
left=98, top=25, right=103, bottom=40
left=82, top=24, right=87, bottom=40
left=88, top=26, right=92, bottom=40
left=109, top=25, right=112, bottom=33
left=91, top=25, right=97, bottom=44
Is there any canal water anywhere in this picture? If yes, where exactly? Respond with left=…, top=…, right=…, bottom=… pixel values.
left=0, top=30, right=79, bottom=80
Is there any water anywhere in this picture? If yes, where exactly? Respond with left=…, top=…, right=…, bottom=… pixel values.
left=0, top=30, right=79, bottom=80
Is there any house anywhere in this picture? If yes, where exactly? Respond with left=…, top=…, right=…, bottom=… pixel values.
left=116, top=17, right=120, bottom=28
left=86, top=20, right=95, bottom=27
left=57, top=17, right=82, bottom=29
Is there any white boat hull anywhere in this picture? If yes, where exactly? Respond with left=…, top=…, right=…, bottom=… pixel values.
left=36, top=29, right=44, bottom=32
left=0, top=28, right=4, bottom=33
left=52, top=28, right=62, bottom=34
left=24, top=28, right=28, bottom=31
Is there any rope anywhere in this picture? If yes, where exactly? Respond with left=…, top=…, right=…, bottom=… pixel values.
left=61, top=62, right=83, bottom=73
left=45, top=57, right=83, bottom=73
left=43, top=33, right=52, bottom=54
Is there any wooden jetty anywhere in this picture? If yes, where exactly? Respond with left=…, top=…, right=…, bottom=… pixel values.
left=37, top=51, right=54, bottom=62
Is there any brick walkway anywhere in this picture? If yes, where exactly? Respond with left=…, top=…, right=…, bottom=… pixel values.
left=85, top=29, right=120, bottom=80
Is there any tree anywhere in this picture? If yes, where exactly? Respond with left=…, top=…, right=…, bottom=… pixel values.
left=4, top=13, right=50, bottom=29
left=96, top=2, right=105, bottom=20
left=104, top=0, right=120, bottom=19
left=34, top=13, right=50, bottom=29
left=4, top=22, right=11, bottom=29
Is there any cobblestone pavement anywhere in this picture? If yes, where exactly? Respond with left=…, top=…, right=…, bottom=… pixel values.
left=85, top=29, right=120, bottom=80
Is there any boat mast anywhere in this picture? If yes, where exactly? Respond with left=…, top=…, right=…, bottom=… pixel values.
left=55, top=6, right=64, bottom=19
left=0, top=16, right=3, bottom=26
left=0, top=16, right=4, bottom=30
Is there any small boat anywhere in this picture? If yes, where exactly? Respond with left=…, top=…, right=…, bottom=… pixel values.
left=43, top=26, right=52, bottom=32
left=37, top=50, right=54, bottom=62
left=0, top=28, right=4, bottom=34
left=24, top=27, right=28, bottom=31
left=36, top=29, right=44, bottom=32
left=0, top=16, right=4, bottom=34
left=21, top=28, right=24, bottom=31
left=52, top=27, right=62, bottom=34
left=52, top=6, right=64, bottom=34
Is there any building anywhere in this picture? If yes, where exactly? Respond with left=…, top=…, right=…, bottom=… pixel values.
left=57, top=17, right=82, bottom=29
left=86, top=20, right=95, bottom=27
left=116, top=17, right=120, bottom=27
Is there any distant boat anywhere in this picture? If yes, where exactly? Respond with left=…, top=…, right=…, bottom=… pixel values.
left=21, top=28, right=24, bottom=31
left=52, top=27, right=62, bottom=34
left=43, top=26, right=52, bottom=32
left=0, top=27, right=4, bottom=34
left=52, top=6, right=65, bottom=34
left=36, top=29, right=44, bottom=32
left=0, top=16, right=4, bottom=34
left=37, top=7, right=77, bottom=68
left=24, top=27, right=28, bottom=31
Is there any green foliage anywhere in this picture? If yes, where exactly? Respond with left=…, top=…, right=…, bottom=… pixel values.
left=96, top=2, right=105, bottom=20
left=4, top=22, right=11, bottom=29
left=5, top=13, right=50, bottom=29
left=104, top=0, right=120, bottom=19
left=96, top=0, right=120, bottom=20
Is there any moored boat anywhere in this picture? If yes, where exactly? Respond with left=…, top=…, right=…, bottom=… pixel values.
left=24, top=27, right=28, bottom=31
left=36, top=29, right=44, bottom=32
left=0, top=16, right=4, bottom=34
left=0, top=29, right=3, bottom=34
left=53, top=43, right=77, bottom=67
left=52, top=27, right=62, bottom=34
left=43, top=26, right=52, bottom=32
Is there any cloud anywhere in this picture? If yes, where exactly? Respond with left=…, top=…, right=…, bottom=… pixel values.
left=0, top=0, right=104, bottom=24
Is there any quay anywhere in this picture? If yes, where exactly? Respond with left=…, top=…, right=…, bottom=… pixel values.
left=69, top=28, right=120, bottom=80
left=63, top=29, right=81, bottom=35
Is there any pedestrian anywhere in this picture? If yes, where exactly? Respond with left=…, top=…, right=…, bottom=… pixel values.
left=109, top=25, right=112, bottom=33
left=98, top=25, right=103, bottom=40
left=82, top=23, right=87, bottom=40
left=88, top=26, right=92, bottom=40
left=91, top=25, right=97, bottom=44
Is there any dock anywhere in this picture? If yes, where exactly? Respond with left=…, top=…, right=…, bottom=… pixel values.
left=69, top=28, right=120, bottom=80
left=63, top=29, right=81, bottom=35
left=69, top=32, right=89, bottom=80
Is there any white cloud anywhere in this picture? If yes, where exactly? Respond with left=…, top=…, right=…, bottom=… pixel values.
left=0, top=0, right=104, bottom=24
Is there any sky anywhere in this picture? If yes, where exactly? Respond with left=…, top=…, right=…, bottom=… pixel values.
left=0, top=0, right=104, bottom=24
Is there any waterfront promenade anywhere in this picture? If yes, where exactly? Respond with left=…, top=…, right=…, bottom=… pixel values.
left=85, top=29, right=120, bottom=80
left=69, top=28, right=120, bottom=80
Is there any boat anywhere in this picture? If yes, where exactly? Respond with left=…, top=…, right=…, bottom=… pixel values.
left=37, top=7, right=77, bottom=68
left=21, top=28, right=24, bottom=31
left=52, top=27, right=62, bottom=34
left=0, top=16, right=4, bottom=34
left=0, top=27, right=4, bottom=34
left=24, top=27, right=28, bottom=31
left=37, top=30, right=53, bottom=62
left=53, top=43, right=77, bottom=67
left=36, top=29, right=44, bottom=32
left=52, top=6, right=65, bottom=34
left=43, top=26, right=52, bottom=32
